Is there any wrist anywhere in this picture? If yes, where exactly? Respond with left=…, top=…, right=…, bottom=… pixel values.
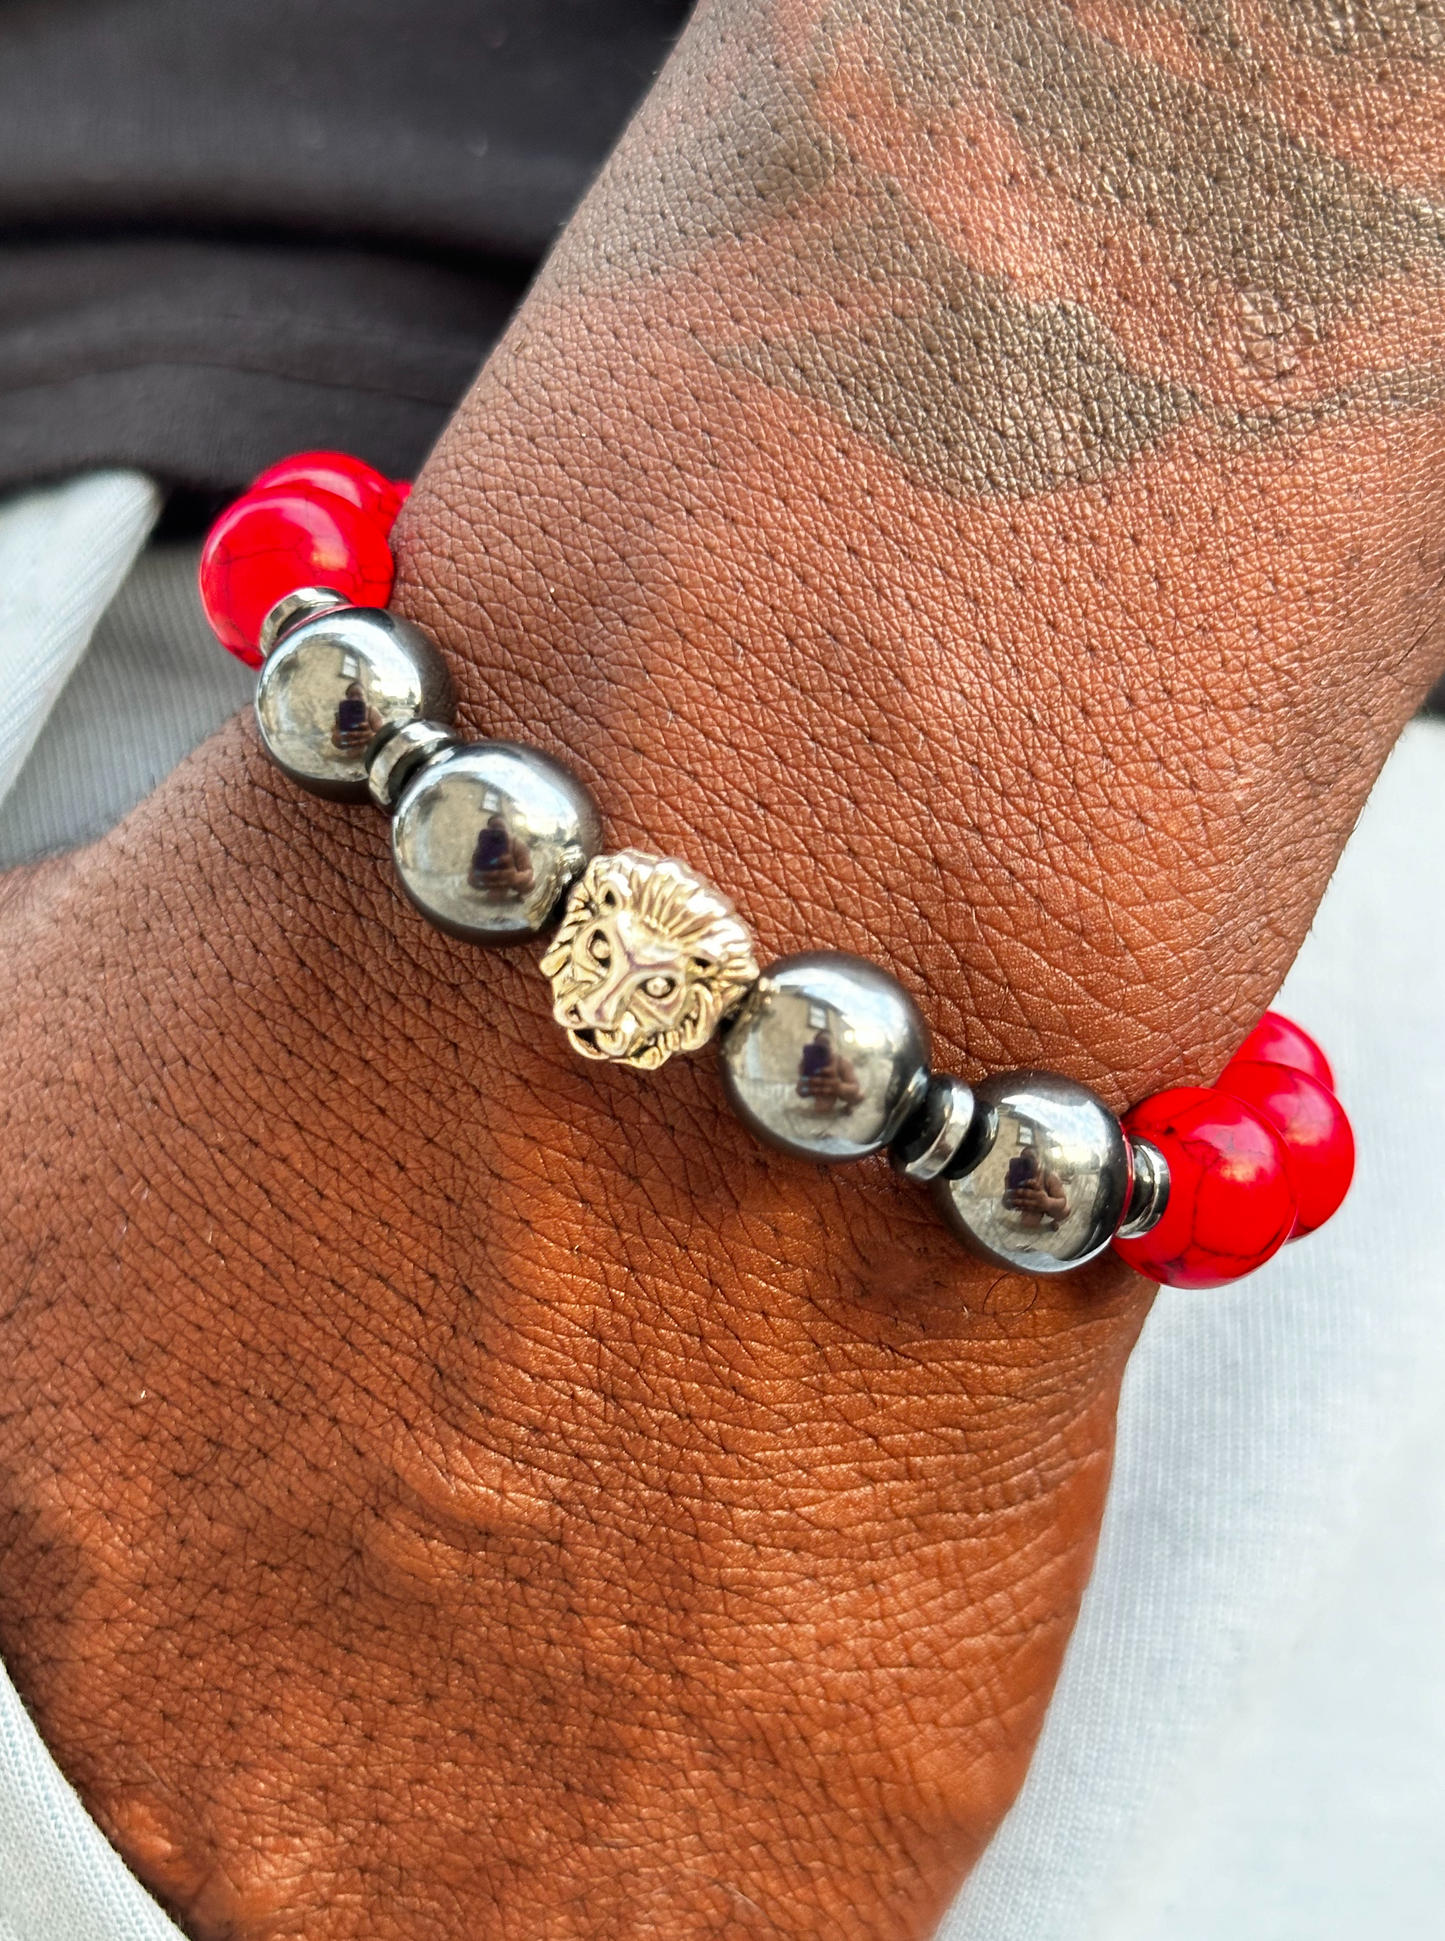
left=0, top=676, right=1147, bottom=1941
left=392, top=313, right=1434, bottom=1110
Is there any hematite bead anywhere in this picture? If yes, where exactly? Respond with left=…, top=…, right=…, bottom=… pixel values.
left=932, top=1070, right=1131, bottom=1274
left=254, top=605, right=453, bottom=802
left=392, top=741, right=601, bottom=945
left=889, top=1074, right=979, bottom=1183
left=719, top=951, right=930, bottom=1163
left=367, top=720, right=458, bottom=813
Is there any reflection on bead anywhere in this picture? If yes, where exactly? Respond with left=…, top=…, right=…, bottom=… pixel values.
left=254, top=606, right=453, bottom=801
left=932, top=1071, right=1131, bottom=1274
left=250, top=452, right=407, bottom=529
left=1112, top=1086, right=1297, bottom=1288
left=200, top=487, right=395, bottom=665
left=543, top=851, right=758, bottom=1069
left=719, top=952, right=930, bottom=1162
left=394, top=742, right=601, bottom=944
left=367, top=720, right=458, bottom=814
left=1227, top=1011, right=1334, bottom=1093
left=889, top=1074, right=978, bottom=1183
left=258, top=586, right=346, bottom=663
left=1215, top=1061, right=1354, bottom=1236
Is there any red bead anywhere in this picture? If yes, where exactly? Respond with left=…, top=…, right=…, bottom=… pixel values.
left=199, top=488, right=394, bottom=666
left=250, top=451, right=407, bottom=529
left=1227, top=1011, right=1334, bottom=1093
left=1113, top=1086, right=1298, bottom=1289
left=1215, top=1061, right=1354, bottom=1237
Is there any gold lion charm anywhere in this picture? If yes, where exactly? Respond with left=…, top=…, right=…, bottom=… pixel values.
left=541, top=850, right=760, bottom=1070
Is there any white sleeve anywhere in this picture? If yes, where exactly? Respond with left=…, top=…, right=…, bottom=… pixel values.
left=0, top=1648, right=184, bottom=1940
left=0, top=473, right=159, bottom=810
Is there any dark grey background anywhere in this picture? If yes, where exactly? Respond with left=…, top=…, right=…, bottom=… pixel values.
left=0, top=0, right=688, bottom=498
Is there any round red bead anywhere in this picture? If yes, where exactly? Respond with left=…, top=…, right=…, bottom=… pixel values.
left=199, top=487, right=395, bottom=666
left=250, top=451, right=408, bottom=529
left=1215, top=1060, right=1354, bottom=1237
left=1113, top=1086, right=1298, bottom=1289
left=1227, top=1011, right=1334, bottom=1093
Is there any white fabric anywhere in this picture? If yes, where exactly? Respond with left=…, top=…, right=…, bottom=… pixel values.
left=1, top=474, right=1443, bottom=1937
left=0, top=538, right=254, bottom=870
left=0, top=1660, right=183, bottom=1941
left=0, top=473, right=159, bottom=810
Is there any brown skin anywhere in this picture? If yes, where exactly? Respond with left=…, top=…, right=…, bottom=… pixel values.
left=2, top=1, right=1444, bottom=1935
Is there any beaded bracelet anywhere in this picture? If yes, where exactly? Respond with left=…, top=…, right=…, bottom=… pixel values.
left=198, top=452, right=1355, bottom=1290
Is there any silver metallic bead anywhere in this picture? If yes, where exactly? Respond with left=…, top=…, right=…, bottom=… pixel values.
left=392, top=741, right=601, bottom=945
left=254, top=605, right=454, bottom=802
left=1117, top=1135, right=1171, bottom=1239
left=719, top=951, right=931, bottom=1163
left=889, top=1074, right=978, bottom=1183
left=258, top=585, right=347, bottom=662
left=931, top=1070, right=1131, bottom=1275
left=541, top=851, right=759, bottom=1070
left=367, top=720, right=457, bottom=813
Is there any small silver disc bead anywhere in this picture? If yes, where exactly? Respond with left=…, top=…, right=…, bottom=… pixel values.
left=1117, top=1134, right=1171, bottom=1239
left=719, top=951, right=931, bottom=1163
left=367, top=720, right=458, bottom=813
left=392, top=741, right=602, bottom=945
left=257, top=585, right=347, bottom=661
left=254, top=605, right=454, bottom=802
left=931, top=1070, right=1132, bottom=1274
left=889, top=1074, right=979, bottom=1183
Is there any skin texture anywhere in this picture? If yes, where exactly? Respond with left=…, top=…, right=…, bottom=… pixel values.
left=1, top=0, right=1444, bottom=1934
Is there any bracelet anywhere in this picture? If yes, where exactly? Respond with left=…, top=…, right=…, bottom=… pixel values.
left=198, top=452, right=1355, bottom=1291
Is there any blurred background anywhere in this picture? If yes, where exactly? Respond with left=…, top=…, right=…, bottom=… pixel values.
left=0, top=0, right=686, bottom=864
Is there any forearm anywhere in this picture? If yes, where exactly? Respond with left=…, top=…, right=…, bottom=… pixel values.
left=404, top=0, right=1445, bottom=1091
left=2, top=3, right=1442, bottom=1937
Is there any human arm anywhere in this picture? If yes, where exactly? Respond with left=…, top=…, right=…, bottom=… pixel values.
left=2, top=2, right=1444, bottom=1936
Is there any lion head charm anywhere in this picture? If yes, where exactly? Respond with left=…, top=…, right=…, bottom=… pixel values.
left=540, top=850, right=760, bottom=1070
